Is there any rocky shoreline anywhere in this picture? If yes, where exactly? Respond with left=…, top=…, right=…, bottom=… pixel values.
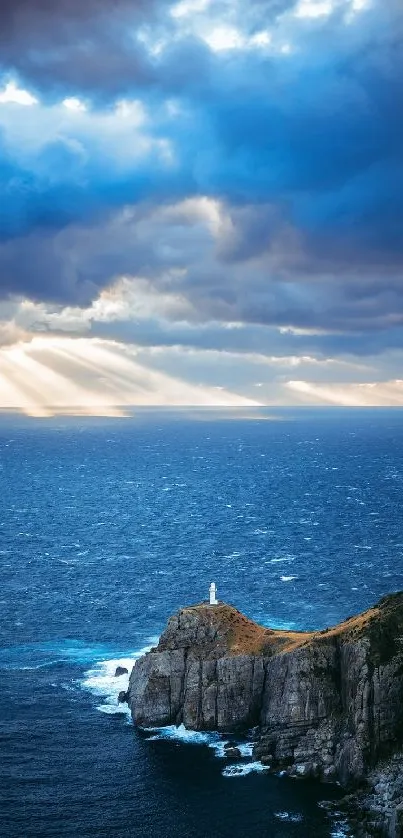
left=124, top=593, right=403, bottom=837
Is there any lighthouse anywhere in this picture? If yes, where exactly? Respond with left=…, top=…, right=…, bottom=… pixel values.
left=209, top=582, right=218, bottom=605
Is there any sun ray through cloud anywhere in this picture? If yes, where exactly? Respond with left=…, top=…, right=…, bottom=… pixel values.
left=0, top=0, right=400, bottom=408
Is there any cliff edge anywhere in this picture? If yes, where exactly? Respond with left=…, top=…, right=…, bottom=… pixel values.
left=127, top=594, right=403, bottom=836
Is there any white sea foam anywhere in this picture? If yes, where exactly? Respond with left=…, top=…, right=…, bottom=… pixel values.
left=81, top=642, right=157, bottom=718
left=274, top=811, right=303, bottom=823
left=267, top=556, right=295, bottom=564
left=97, top=703, right=128, bottom=715
left=237, top=742, right=254, bottom=757
left=83, top=655, right=265, bottom=774
left=222, top=761, right=269, bottom=777
left=212, top=740, right=231, bottom=758
left=143, top=723, right=230, bottom=756
left=211, top=739, right=255, bottom=758
left=329, top=823, right=351, bottom=838
left=141, top=724, right=258, bottom=763
left=144, top=723, right=219, bottom=745
left=280, top=575, right=298, bottom=582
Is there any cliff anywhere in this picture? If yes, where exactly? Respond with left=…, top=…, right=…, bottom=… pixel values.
left=127, top=594, right=403, bottom=836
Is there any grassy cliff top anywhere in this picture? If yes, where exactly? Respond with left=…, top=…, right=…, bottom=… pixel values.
left=315, top=591, right=403, bottom=663
left=159, top=601, right=313, bottom=656
left=157, top=592, right=403, bottom=660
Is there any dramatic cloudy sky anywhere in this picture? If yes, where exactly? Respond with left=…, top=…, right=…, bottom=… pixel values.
left=0, top=0, right=402, bottom=414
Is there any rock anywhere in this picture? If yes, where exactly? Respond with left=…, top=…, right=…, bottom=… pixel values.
left=389, top=802, right=403, bottom=837
left=128, top=604, right=268, bottom=730
left=224, top=747, right=242, bottom=759
left=118, top=690, right=129, bottom=703
left=114, top=666, right=128, bottom=677
left=127, top=593, right=403, bottom=834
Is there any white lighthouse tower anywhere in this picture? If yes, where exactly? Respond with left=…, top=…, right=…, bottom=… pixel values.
left=209, top=582, right=218, bottom=605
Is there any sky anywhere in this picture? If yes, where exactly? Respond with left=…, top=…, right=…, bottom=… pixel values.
left=0, top=0, right=402, bottom=415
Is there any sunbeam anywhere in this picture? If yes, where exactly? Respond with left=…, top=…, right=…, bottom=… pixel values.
left=0, top=336, right=259, bottom=416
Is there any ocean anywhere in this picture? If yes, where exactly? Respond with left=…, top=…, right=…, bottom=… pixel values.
left=1, top=407, right=403, bottom=838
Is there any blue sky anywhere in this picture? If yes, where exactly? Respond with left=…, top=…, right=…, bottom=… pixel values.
left=0, top=0, right=402, bottom=414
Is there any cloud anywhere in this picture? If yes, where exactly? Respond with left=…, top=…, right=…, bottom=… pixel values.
left=0, top=0, right=163, bottom=98
left=0, top=0, right=402, bottom=407
left=0, top=335, right=259, bottom=416
left=0, top=319, right=29, bottom=346
left=0, top=81, right=38, bottom=105
left=2, top=197, right=403, bottom=363
left=0, top=0, right=401, bottom=319
left=287, top=379, right=403, bottom=406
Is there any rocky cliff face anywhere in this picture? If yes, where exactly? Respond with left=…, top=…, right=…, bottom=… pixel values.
left=128, top=604, right=281, bottom=730
left=127, top=593, right=403, bottom=836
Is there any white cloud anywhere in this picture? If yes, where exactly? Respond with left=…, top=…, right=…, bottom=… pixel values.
left=0, top=93, right=172, bottom=172
left=250, top=31, right=272, bottom=47
left=0, top=81, right=38, bottom=106
left=136, top=27, right=168, bottom=57
left=161, top=196, right=231, bottom=238
left=287, top=379, right=403, bottom=406
left=62, top=97, right=87, bottom=112
left=295, top=0, right=335, bottom=18
left=0, top=319, right=29, bottom=347
left=171, top=0, right=211, bottom=18
left=204, top=25, right=245, bottom=51
left=202, top=24, right=273, bottom=53
left=0, top=278, right=193, bottom=339
left=114, top=99, right=147, bottom=123
left=345, top=0, right=371, bottom=22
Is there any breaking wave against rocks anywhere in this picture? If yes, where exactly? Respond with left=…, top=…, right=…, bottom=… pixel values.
left=82, top=650, right=267, bottom=780
left=143, top=723, right=256, bottom=769
left=222, top=762, right=270, bottom=778
left=83, top=653, right=261, bottom=773
left=81, top=643, right=158, bottom=717
left=3, top=409, right=399, bottom=837
left=144, top=723, right=224, bottom=748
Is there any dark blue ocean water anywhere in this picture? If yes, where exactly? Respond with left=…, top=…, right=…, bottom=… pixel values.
left=1, top=407, right=403, bottom=838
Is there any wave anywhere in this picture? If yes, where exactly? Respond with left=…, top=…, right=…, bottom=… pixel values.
left=81, top=642, right=158, bottom=719
left=266, top=556, right=295, bottom=564
left=144, top=723, right=225, bottom=751
left=274, top=811, right=303, bottom=823
left=237, top=742, right=254, bottom=757
left=330, top=825, right=352, bottom=838
left=222, top=761, right=270, bottom=778
left=81, top=652, right=269, bottom=777
left=142, top=724, right=258, bottom=763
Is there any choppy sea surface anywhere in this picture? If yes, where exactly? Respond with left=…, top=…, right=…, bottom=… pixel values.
left=1, top=407, right=403, bottom=838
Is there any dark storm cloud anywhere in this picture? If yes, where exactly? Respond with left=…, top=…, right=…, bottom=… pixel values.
left=0, top=0, right=162, bottom=96
left=0, top=0, right=402, bottom=354
left=0, top=0, right=295, bottom=98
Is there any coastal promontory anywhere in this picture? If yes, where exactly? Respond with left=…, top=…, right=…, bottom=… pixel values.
left=127, top=594, right=403, bottom=836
